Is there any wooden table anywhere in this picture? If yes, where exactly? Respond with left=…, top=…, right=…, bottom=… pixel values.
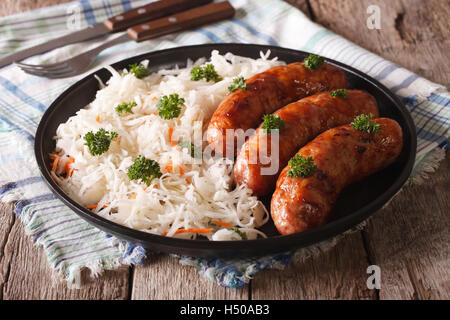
left=0, top=0, right=448, bottom=300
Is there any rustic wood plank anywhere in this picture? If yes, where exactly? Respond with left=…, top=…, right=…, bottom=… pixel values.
left=131, top=253, right=249, bottom=299
left=252, top=232, right=378, bottom=299
left=0, top=203, right=130, bottom=300
left=0, top=203, right=16, bottom=299
left=362, top=154, right=450, bottom=299
left=308, top=0, right=450, bottom=87
left=284, top=0, right=312, bottom=18
left=0, top=0, right=71, bottom=17
left=308, top=0, right=450, bottom=300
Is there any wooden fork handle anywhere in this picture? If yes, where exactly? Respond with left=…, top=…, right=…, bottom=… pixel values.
left=127, top=1, right=235, bottom=42
left=104, top=0, right=213, bottom=32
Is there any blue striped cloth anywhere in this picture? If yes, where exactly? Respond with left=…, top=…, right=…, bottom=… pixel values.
left=0, top=0, right=448, bottom=289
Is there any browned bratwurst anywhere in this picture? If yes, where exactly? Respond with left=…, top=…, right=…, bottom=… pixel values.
left=234, top=90, right=379, bottom=196
left=207, top=61, right=347, bottom=156
left=271, top=118, right=403, bottom=235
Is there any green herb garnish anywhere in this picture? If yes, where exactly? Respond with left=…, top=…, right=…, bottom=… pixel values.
left=228, top=76, right=247, bottom=92
left=287, top=154, right=317, bottom=178
left=303, top=54, right=325, bottom=71
left=190, top=66, right=203, bottom=81
left=115, top=101, right=136, bottom=115
left=351, top=114, right=381, bottom=133
left=178, top=141, right=202, bottom=159
left=156, top=94, right=185, bottom=120
left=190, top=64, right=222, bottom=82
left=83, top=129, right=118, bottom=156
left=230, top=227, right=247, bottom=240
left=261, top=114, right=285, bottom=134
left=329, top=89, right=348, bottom=98
left=127, top=155, right=162, bottom=186
left=128, top=63, right=150, bottom=79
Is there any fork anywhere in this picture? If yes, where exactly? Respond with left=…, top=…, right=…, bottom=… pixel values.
left=15, top=1, right=235, bottom=79
left=16, top=34, right=130, bottom=79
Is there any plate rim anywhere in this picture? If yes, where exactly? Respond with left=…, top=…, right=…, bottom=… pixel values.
left=34, top=43, right=417, bottom=256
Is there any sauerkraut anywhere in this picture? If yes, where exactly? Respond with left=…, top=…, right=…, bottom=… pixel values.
left=51, top=50, right=284, bottom=240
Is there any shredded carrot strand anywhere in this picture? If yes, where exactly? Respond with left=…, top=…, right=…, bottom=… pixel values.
left=162, top=228, right=213, bottom=236
left=185, top=178, right=190, bottom=184
left=64, top=156, right=75, bottom=179
left=168, top=126, right=177, bottom=147
left=85, top=204, right=108, bottom=209
left=175, top=228, right=213, bottom=234
left=164, top=160, right=173, bottom=173
left=51, top=156, right=59, bottom=172
left=178, top=166, right=184, bottom=175
left=212, top=221, right=233, bottom=227
left=96, top=115, right=100, bottom=122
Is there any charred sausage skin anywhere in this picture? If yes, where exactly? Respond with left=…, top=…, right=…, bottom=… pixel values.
left=234, top=90, right=379, bottom=196
left=207, top=62, right=348, bottom=156
left=271, top=118, right=403, bottom=235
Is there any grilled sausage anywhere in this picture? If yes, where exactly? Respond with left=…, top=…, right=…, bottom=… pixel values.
left=207, top=61, right=347, bottom=156
left=271, top=118, right=403, bottom=235
left=234, top=90, right=379, bottom=196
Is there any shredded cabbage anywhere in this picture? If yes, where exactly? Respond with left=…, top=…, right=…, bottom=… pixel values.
left=52, top=50, right=284, bottom=240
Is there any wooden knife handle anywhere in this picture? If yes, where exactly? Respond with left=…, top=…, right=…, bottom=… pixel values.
left=127, top=1, right=235, bottom=42
left=104, top=0, right=213, bottom=32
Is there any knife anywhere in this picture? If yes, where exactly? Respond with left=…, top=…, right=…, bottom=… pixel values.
left=15, top=1, right=235, bottom=79
left=0, top=0, right=212, bottom=68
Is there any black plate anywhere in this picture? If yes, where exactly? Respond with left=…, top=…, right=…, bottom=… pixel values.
left=35, top=43, right=416, bottom=258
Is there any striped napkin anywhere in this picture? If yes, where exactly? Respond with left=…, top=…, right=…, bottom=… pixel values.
left=0, top=0, right=448, bottom=289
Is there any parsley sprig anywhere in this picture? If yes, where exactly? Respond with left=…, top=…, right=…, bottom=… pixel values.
left=228, top=76, right=247, bottom=92
left=287, top=154, right=317, bottom=178
left=83, top=129, right=118, bottom=156
left=127, top=155, right=162, bottom=186
left=156, top=94, right=185, bottom=120
left=128, top=63, right=150, bottom=79
left=261, top=114, right=285, bottom=134
left=303, top=54, right=325, bottom=71
left=351, top=114, right=381, bottom=133
left=330, top=89, right=348, bottom=98
left=190, top=64, right=222, bottom=82
left=115, top=101, right=136, bottom=115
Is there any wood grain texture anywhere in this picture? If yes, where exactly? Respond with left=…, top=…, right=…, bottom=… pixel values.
left=363, top=155, right=450, bottom=300
left=308, top=0, right=450, bottom=87
left=252, top=232, right=378, bottom=299
left=132, top=253, right=249, bottom=300
left=0, top=0, right=71, bottom=18
left=0, top=0, right=448, bottom=300
left=0, top=204, right=130, bottom=300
